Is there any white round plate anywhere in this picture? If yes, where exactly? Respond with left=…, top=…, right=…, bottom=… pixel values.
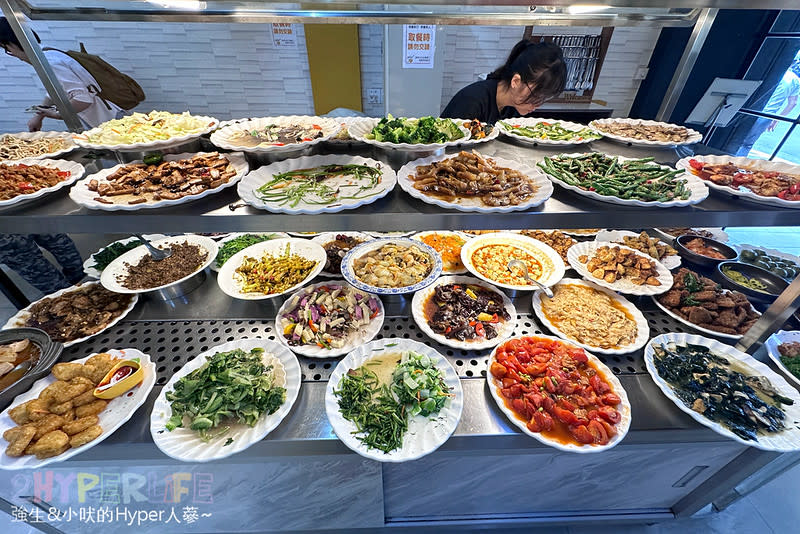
left=675, top=155, right=800, bottom=210
left=650, top=295, right=757, bottom=341
left=595, top=230, right=681, bottom=270
left=559, top=228, right=606, bottom=237
left=540, top=153, right=708, bottom=208
left=366, top=231, right=415, bottom=238
left=275, top=280, right=385, bottom=358
left=397, top=152, right=553, bottom=213
left=100, top=235, right=218, bottom=294
left=325, top=338, right=463, bottom=462
left=589, top=118, right=702, bottom=147
left=326, top=117, right=381, bottom=144
left=451, top=119, right=501, bottom=146
left=0, top=158, right=85, bottom=209
left=411, top=275, right=516, bottom=350
left=496, top=117, right=601, bottom=146
left=765, top=330, right=800, bottom=389
left=652, top=227, right=729, bottom=246
left=3, top=282, right=138, bottom=348
left=486, top=334, right=631, bottom=453
left=287, top=232, right=322, bottom=237
left=212, top=232, right=290, bottom=272
left=341, top=238, right=443, bottom=296
left=217, top=238, right=326, bottom=300
left=238, top=154, right=395, bottom=215
left=83, top=234, right=167, bottom=279
left=0, top=131, right=76, bottom=162
left=461, top=232, right=566, bottom=291
left=73, top=113, right=219, bottom=151
left=347, top=117, right=471, bottom=151
left=644, top=333, right=800, bottom=452
left=567, top=241, right=672, bottom=296
left=531, top=278, right=649, bottom=355
left=70, top=152, right=247, bottom=211
left=150, top=339, right=301, bottom=462
left=210, top=115, right=341, bottom=153
left=310, top=232, right=374, bottom=278
left=0, top=348, right=155, bottom=470
left=411, top=231, right=471, bottom=275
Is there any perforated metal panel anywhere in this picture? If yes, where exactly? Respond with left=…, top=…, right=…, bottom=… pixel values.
left=60, top=309, right=700, bottom=386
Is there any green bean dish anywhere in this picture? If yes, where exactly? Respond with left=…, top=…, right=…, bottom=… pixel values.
left=255, top=163, right=384, bottom=208
left=499, top=120, right=600, bottom=142
left=538, top=153, right=692, bottom=203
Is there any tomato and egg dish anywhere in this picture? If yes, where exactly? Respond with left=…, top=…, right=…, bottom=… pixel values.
left=490, top=336, right=623, bottom=446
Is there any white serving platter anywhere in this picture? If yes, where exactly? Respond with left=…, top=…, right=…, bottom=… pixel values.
left=496, top=117, right=601, bottom=146
left=0, top=158, right=85, bottom=209
left=765, top=330, right=800, bottom=389
left=589, top=118, right=702, bottom=147
left=73, top=112, right=219, bottom=151
left=83, top=234, right=167, bottom=279
left=347, top=117, right=471, bottom=151
left=567, top=241, right=672, bottom=296
left=411, top=231, right=471, bottom=275
left=595, top=230, right=681, bottom=270
left=0, top=131, right=77, bottom=162
left=210, top=115, right=341, bottom=153
left=212, top=232, right=290, bottom=272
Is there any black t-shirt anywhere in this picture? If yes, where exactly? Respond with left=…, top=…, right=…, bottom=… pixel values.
left=441, top=78, right=524, bottom=124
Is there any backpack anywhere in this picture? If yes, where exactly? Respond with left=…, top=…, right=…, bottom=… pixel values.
left=44, top=43, right=145, bottom=110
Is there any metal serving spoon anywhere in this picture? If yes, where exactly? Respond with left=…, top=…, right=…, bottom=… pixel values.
left=507, top=259, right=553, bottom=298
left=134, top=234, right=172, bottom=261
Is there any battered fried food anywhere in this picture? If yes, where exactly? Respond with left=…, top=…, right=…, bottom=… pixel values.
left=71, top=390, right=96, bottom=407
left=4, top=426, right=35, bottom=457
left=26, top=399, right=50, bottom=421
left=36, top=444, right=69, bottom=460
left=579, top=246, right=662, bottom=286
left=69, top=425, right=102, bottom=448
left=8, top=400, right=35, bottom=425
left=69, top=376, right=94, bottom=388
left=33, top=414, right=65, bottom=440
left=28, top=430, right=69, bottom=457
left=86, top=353, right=114, bottom=376
left=3, top=424, right=33, bottom=443
left=62, top=415, right=99, bottom=436
left=52, top=362, right=87, bottom=381
left=62, top=408, right=75, bottom=422
left=49, top=400, right=73, bottom=415
left=53, top=382, right=91, bottom=404
left=75, top=400, right=107, bottom=418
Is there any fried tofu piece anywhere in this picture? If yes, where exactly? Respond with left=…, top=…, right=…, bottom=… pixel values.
left=39, top=380, right=70, bottom=404
left=28, top=430, right=69, bottom=457
left=62, top=415, right=99, bottom=436
left=75, top=400, right=107, bottom=419
left=36, top=444, right=69, bottom=460
left=53, top=383, right=91, bottom=405
left=33, top=414, right=65, bottom=440
left=51, top=362, right=87, bottom=381
left=8, top=400, right=35, bottom=425
left=71, top=390, right=96, bottom=407
left=69, top=376, right=94, bottom=387
left=48, top=400, right=73, bottom=416
left=61, top=408, right=75, bottom=422
left=3, top=424, right=34, bottom=443
left=5, top=426, right=36, bottom=457
left=26, top=399, right=51, bottom=421
left=69, top=425, right=102, bottom=448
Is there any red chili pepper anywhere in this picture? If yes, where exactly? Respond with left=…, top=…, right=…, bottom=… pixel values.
left=17, top=182, right=34, bottom=190
left=790, top=183, right=800, bottom=195
left=475, top=323, right=485, bottom=337
left=778, top=190, right=789, bottom=200
left=490, top=313, right=499, bottom=323
left=688, top=159, right=704, bottom=171
left=57, top=171, right=70, bottom=178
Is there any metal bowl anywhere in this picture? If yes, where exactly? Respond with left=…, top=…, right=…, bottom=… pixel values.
left=0, top=328, right=63, bottom=410
left=675, top=234, right=737, bottom=268
left=717, top=261, right=789, bottom=302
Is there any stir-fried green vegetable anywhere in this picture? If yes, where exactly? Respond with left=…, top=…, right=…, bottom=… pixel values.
left=500, top=120, right=600, bottom=142
left=780, top=355, right=800, bottom=379
left=538, top=153, right=690, bottom=203
left=215, top=233, right=280, bottom=268
left=333, top=350, right=451, bottom=453
left=91, top=240, right=143, bottom=271
left=165, top=348, right=286, bottom=442
left=255, top=164, right=383, bottom=207
left=366, top=115, right=464, bottom=144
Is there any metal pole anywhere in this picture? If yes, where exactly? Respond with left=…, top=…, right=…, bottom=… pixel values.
left=656, top=8, right=718, bottom=123
left=736, top=275, right=800, bottom=354
left=0, top=0, right=83, bottom=132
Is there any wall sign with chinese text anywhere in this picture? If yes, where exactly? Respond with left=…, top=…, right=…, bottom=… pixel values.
left=403, top=25, right=436, bottom=69
left=272, top=23, right=297, bottom=48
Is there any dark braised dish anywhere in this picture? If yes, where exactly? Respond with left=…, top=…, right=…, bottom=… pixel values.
left=424, top=283, right=510, bottom=341
left=322, top=234, right=367, bottom=275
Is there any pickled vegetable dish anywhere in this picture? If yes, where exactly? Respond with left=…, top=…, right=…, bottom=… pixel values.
left=235, top=244, right=318, bottom=294
left=490, top=336, right=623, bottom=446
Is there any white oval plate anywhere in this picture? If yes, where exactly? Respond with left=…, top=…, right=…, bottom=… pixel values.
left=652, top=227, right=729, bottom=246
left=83, top=234, right=168, bottom=279
left=0, top=158, right=85, bottom=209
left=212, top=232, right=290, bottom=272
left=325, top=338, right=463, bottom=462
left=100, top=235, right=218, bottom=294
left=150, top=339, right=301, bottom=462
left=238, top=154, right=395, bottom=215
left=69, top=152, right=247, bottom=211
left=310, top=232, right=374, bottom=278
left=676, top=155, right=800, bottom=210
left=217, top=238, right=326, bottom=300
left=275, top=280, right=385, bottom=358
left=0, top=348, right=155, bottom=470
left=650, top=295, right=756, bottom=341
left=595, top=230, right=681, bottom=270
left=210, top=115, right=341, bottom=153
left=540, top=153, right=708, bottom=209
left=341, top=238, right=443, bottom=296
left=348, top=117, right=471, bottom=151
left=461, top=232, right=566, bottom=291
left=451, top=119, right=501, bottom=146
left=589, top=118, right=702, bottom=147
left=325, top=117, right=377, bottom=144
left=411, top=275, right=516, bottom=350
left=411, top=231, right=471, bottom=275
left=0, top=131, right=77, bottom=162
left=486, top=334, right=632, bottom=453
left=397, top=152, right=553, bottom=213
left=73, top=113, right=219, bottom=151
left=644, top=333, right=800, bottom=452
left=531, top=278, right=650, bottom=355
left=496, top=117, right=601, bottom=146
left=765, top=330, right=800, bottom=389
left=2, top=282, right=138, bottom=348
left=559, top=228, right=606, bottom=237
left=567, top=241, right=672, bottom=296
left=733, top=243, right=800, bottom=281
left=366, top=231, right=415, bottom=238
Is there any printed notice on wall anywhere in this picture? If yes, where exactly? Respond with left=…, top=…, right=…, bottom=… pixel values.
left=403, top=25, right=435, bottom=69
left=271, top=23, right=297, bottom=48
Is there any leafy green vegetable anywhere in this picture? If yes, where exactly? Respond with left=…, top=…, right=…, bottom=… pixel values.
left=391, top=351, right=451, bottom=418
left=684, top=271, right=703, bottom=293
left=215, top=234, right=279, bottom=268
left=91, top=240, right=145, bottom=271
left=165, top=348, right=286, bottom=441
left=780, top=355, right=800, bottom=379
left=366, top=115, right=464, bottom=144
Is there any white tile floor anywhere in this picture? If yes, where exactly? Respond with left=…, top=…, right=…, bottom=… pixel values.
left=1, top=228, right=799, bottom=532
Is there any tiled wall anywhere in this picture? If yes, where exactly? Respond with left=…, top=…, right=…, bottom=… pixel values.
left=0, top=22, right=655, bottom=132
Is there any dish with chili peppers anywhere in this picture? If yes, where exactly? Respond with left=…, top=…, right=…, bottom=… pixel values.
left=685, top=158, right=800, bottom=201
left=0, top=161, right=75, bottom=202
left=487, top=335, right=631, bottom=452
left=412, top=231, right=469, bottom=274
left=211, top=116, right=342, bottom=153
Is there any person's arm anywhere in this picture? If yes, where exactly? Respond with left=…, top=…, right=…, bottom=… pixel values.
left=28, top=98, right=91, bottom=131
left=28, top=59, right=94, bottom=131
left=768, top=95, right=798, bottom=132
